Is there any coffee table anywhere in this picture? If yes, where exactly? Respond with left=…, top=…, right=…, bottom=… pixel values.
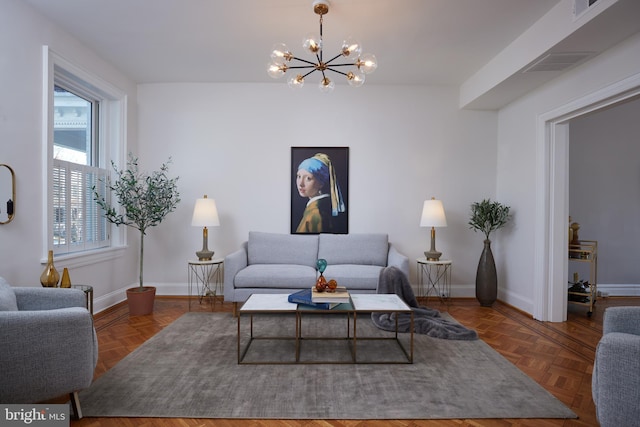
left=237, top=293, right=413, bottom=364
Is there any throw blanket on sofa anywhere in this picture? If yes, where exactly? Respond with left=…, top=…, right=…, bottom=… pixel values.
left=371, top=266, right=478, bottom=340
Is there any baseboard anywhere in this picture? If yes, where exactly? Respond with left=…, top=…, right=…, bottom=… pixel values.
left=94, top=282, right=639, bottom=315
left=93, top=282, right=193, bottom=314
left=93, top=287, right=127, bottom=314
left=597, top=283, right=640, bottom=297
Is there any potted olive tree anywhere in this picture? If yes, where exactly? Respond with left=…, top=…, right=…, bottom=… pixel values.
left=469, top=198, right=511, bottom=307
left=94, top=154, right=180, bottom=315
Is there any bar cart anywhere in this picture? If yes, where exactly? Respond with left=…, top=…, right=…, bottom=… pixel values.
left=568, top=240, right=597, bottom=317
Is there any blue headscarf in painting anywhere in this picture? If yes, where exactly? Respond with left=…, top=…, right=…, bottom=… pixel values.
left=298, top=157, right=330, bottom=187
left=298, top=153, right=345, bottom=216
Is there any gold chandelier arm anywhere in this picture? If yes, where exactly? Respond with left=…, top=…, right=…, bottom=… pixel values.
left=324, top=68, right=349, bottom=77
left=291, top=56, right=318, bottom=67
left=288, top=65, right=316, bottom=69
left=324, top=53, right=343, bottom=65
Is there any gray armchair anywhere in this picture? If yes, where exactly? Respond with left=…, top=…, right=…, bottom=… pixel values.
left=592, top=306, right=640, bottom=427
left=0, top=277, right=98, bottom=419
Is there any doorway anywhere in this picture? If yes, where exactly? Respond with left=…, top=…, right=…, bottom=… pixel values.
left=533, top=72, right=640, bottom=322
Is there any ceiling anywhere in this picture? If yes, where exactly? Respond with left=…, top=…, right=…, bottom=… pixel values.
left=24, top=0, right=561, bottom=87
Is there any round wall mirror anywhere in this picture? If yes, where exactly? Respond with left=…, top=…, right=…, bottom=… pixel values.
left=0, top=164, right=15, bottom=224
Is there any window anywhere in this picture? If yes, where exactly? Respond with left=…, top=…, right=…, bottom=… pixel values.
left=52, top=85, right=109, bottom=253
left=45, top=48, right=126, bottom=259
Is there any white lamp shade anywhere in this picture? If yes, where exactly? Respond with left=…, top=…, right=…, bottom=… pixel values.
left=191, top=197, right=220, bottom=227
left=420, top=199, right=447, bottom=227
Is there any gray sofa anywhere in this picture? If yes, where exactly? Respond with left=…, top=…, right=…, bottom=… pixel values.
left=224, top=232, right=409, bottom=314
left=592, top=306, right=640, bottom=427
left=0, top=277, right=98, bottom=419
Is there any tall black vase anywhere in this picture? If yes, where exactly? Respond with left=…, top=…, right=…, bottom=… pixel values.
left=476, top=239, right=497, bottom=307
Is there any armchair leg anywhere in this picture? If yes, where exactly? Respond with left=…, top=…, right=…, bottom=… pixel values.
left=69, top=391, right=83, bottom=419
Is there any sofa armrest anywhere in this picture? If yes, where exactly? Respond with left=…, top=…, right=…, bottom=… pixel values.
left=14, top=287, right=86, bottom=311
left=387, top=244, right=409, bottom=278
left=603, top=306, right=640, bottom=335
left=592, top=331, right=640, bottom=426
left=224, top=242, right=248, bottom=299
left=0, top=307, right=98, bottom=403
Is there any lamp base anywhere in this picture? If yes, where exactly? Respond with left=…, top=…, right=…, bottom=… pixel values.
left=424, top=250, right=442, bottom=261
left=196, top=226, right=214, bottom=261
left=425, top=227, right=442, bottom=261
left=196, top=250, right=214, bottom=261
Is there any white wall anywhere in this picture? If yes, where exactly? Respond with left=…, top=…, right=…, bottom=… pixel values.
left=496, top=32, right=640, bottom=314
left=0, top=0, right=139, bottom=310
left=569, top=96, right=640, bottom=294
left=137, top=83, right=498, bottom=296
left=13, top=0, right=638, bottom=317
left=0, top=0, right=498, bottom=313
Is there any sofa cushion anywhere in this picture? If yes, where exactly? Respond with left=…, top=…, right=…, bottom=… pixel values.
left=323, top=265, right=383, bottom=290
left=0, top=276, right=18, bottom=311
left=235, top=264, right=317, bottom=289
left=318, top=233, right=389, bottom=266
left=248, top=231, right=319, bottom=267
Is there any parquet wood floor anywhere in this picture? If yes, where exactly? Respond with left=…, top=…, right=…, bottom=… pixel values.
left=68, top=295, right=640, bottom=427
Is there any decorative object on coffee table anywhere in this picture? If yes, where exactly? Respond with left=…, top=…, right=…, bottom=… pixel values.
left=315, top=258, right=328, bottom=291
left=93, top=154, right=180, bottom=315
left=469, top=198, right=511, bottom=307
left=312, top=286, right=349, bottom=304
left=288, top=288, right=338, bottom=310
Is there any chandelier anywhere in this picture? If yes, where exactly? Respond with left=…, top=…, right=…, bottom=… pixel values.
left=267, top=0, right=377, bottom=92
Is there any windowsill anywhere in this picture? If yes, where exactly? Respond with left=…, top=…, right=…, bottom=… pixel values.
left=43, top=246, right=129, bottom=268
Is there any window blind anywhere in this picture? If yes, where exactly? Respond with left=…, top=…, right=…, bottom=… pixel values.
left=53, top=159, right=110, bottom=254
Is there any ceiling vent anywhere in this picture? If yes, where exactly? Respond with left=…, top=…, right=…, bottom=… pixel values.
left=573, top=0, right=600, bottom=20
left=522, top=52, right=595, bottom=73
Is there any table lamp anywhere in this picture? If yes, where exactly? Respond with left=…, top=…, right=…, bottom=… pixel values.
left=420, top=197, right=447, bottom=261
left=191, top=195, right=220, bottom=261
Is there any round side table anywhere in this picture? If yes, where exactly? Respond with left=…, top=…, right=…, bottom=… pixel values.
left=71, top=284, right=94, bottom=315
left=416, top=258, right=452, bottom=306
left=188, top=259, right=224, bottom=311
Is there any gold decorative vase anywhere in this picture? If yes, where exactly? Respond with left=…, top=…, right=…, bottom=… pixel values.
left=60, top=267, right=71, bottom=288
left=40, top=250, right=60, bottom=287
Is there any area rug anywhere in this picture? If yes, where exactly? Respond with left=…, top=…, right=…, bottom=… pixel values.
left=79, top=312, right=576, bottom=420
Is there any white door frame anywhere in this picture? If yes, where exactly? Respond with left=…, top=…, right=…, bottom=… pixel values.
left=533, top=72, right=640, bottom=322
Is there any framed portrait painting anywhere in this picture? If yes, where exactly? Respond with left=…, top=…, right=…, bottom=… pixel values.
left=291, top=147, right=349, bottom=234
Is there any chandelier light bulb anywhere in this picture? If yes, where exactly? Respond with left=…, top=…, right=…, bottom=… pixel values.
left=347, top=71, right=365, bottom=87
left=303, top=33, right=322, bottom=54
left=319, top=77, right=335, bottom=93
left=357, top=53, right=378, bottom=74
left=271, top=43, right=293, bottom=65
left=288, top=74, right=305, bottom=89
left=341, top=38, right=362, bottom=58
left=267, top=62, right=287, bottom=79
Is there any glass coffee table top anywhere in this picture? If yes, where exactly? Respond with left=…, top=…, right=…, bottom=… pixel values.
left=240, top=294, right=297, bottom=311
left=240, top=293, right=411, bottom=312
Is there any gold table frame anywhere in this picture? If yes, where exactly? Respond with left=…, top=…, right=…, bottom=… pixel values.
left=187, top=259, right=224, bottom=311
left=237, top=293, right=414, bottom=364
